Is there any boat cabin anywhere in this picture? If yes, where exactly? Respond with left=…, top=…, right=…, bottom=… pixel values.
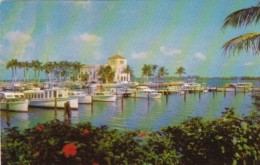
left=23, top=89, right=69, bottom=99
left=0, top=92, right=25, bottom=99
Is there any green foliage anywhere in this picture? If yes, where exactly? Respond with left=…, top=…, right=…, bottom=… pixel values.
left=1, top=109, right=260, bottom=165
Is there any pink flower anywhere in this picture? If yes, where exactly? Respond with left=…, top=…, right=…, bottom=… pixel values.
left=62, top=143, right=77, bottom=158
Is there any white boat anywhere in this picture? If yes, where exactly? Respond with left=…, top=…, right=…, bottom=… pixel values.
left=218, top=83, right=253, bottom=92
left=68, top=91, right=92, bottom=104
left=23, top=88, right=78, bottom=109
left=159, top=86, right=180, bottom=94
left=131, top=86, right=162, bottom=99
left=110, top=88, right=133, bottom=97
left=92, top=90, right=116, bottom=102
left=0, top=92, right=29, bottom=112
left=181, top=81, right=203, bottom=93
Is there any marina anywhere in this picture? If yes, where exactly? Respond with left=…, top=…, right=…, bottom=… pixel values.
left=1, top=84, right=258, bottom=131
left=1, top=1, right=260, bottom=164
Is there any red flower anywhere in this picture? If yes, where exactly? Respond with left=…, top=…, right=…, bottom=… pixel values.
left=62, top=143, right=77, bottom=158
left=34, top=151, right=40, bottom=157
left=34, top=125, right=44, bottom=132
left=138, top=131, right=147, bottom=137
left=92, top=162, right=99, bottom=165
left=82, top=128, right=90, bottom=135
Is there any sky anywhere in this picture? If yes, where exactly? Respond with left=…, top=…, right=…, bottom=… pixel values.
left=0, top=0, right=260, bottom=80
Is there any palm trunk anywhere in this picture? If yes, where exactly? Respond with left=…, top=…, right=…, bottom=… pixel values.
left=12, top=68, right=14, bottom=83
left=38, top=70, right=40, bottom=82
left=26, top=69, right=29, bottom=82
left=34, top=70, right=36, bottom=82
left=14, top=67, right=17, bottom=82
left=23, top=68, right=26, bottom=82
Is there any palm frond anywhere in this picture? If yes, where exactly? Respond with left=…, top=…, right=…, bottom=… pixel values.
left=223, top=6, right=260, bottom=28
left=223, top=32, right=260, bottom=55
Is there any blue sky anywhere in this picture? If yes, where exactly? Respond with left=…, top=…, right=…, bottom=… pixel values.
left=0, top=0, right=259, bottom=80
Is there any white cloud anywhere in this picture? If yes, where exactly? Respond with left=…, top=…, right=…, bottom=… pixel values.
left=5, top=31, right=31, bottom=43
left=160, top=46, right=181, bottom=56
left=131, top=51, right=148, bottom=60
left=75, top=33, right=102, bottom=44
left=195, top=52, right=206, bottom=61
left=244, top=62, right=254, bottom=66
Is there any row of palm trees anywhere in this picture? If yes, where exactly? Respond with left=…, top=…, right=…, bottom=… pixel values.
left=6, top=59, right=83, bottom=83
left=141, top=64, right=186, bottom=82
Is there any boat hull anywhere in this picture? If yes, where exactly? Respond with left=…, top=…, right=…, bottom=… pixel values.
left=28, top=98, right=78, bottom=109
left=92, top=95, right=116, bottom=102
left=131, top=93, right=162, bottom=99
left=70, top=95, right=92, bottom=104
left=0, top=99, right=29, bottom=112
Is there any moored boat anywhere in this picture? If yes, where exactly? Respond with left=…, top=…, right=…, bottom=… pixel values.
left=92, top=90, right=116, bottom=102
left=0, top=92, right=29, bottom=112
left=23, top=88, right=78, bottom=109
left=181, top=81, right=203, bottom=93
left=68, top=91, right=92, bottom=104
left=131, top=86, right=162, bottom=99
left=217, top=82, right=253, bottom=92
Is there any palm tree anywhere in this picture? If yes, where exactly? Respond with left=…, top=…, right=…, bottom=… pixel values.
left=105, top=66, right=115, bottom=83
left=97, top=65, right=106, bottom=83
left=175, top=66, right=186, bottom=81
left=72, top=61, right=82, bottom=81
left=24, top=61, right=31, bottom=82
left=157, top=66, right=169, bottom=81
left=17, top=61, right=24, bottom=81
left=31, top=60, right=42, bottom=82
left=97, top=65, right=115, bottom=83
left=6, top=59, right=18, bottom=83
left=42, top=62, right=54, bottom=82
left=151, top=64, right=158, bottom=82
left=141, top=64, right=152, bottom=82
left=6, top=60, right=15, bottom=83
left=123, top=65, right=133, bottom=82
left=222, top=3, right=260, bottom=55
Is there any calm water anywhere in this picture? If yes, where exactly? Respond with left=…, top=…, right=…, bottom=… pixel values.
left=1, top=92, right=256, bottom=131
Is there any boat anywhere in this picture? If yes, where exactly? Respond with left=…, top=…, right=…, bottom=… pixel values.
left=159, top=86, right=180, bottom=94
left=23, top=88, right=78, bottom=109
left=131, top=86, right=162, bottom=99
left=110, top=88, right=133, bottom=97
left=181, top=81, right=203, bottom=93
left=0, top=92, right=29, bottom=112
left=92, top=90, right=116, bottom=102
left=68, top=91, right=92, bottom=104
left=217, top=82, right=253, bottom=92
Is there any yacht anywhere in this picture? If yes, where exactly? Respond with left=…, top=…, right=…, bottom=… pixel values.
left=110, top=88, right=133, bottom=97
left=23, top=88, right=78, bottom=109
left=218, top=82, right=253, bottom=92
left=68, top=91, right=92, bottom=104
left=181, top=81, right=203, bottom=93
left=0, top=92, right=29, bottom=112
left=92, top=90, right=116, bottom=102
left=131, top=86, right=162, bottom=99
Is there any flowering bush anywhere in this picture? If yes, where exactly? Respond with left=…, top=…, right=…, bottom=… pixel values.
left=1, top=109, right=259, bottom=164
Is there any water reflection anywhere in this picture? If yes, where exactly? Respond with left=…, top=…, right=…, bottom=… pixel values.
left=1, top=92, right=257, bottom=131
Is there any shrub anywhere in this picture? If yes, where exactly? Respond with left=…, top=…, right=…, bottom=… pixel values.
left=1, top=109, right=259, bottom=165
